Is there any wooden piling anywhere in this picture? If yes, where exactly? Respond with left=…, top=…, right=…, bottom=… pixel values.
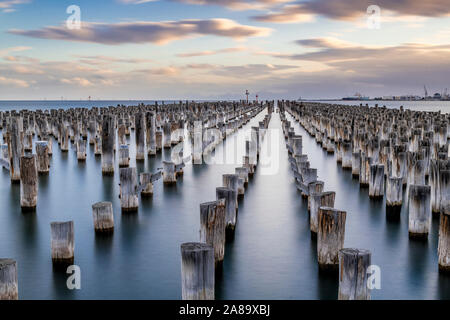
left=0, top=259, right=18, bottom=300
left=135, top=112, right=145, bottom=160
left=50, top=221, right=74, bottom=264
left=162, top=161, right=177, bottom=185
left=76, top=139, right=87, bottom=161
left=438, top=200, right=450, bottom=272
left=216, top=187, right=237, bottom=232
left=369, top=164, right=385, bottom=198
left=318, top=207, right=346, bottom=271
left=338, top=248, right=371, bottom=300
left=199, top=199, right=226, bottom=266
left=139, top=172, right=154, bottom=196
left=408, top=184, right=431, bottom=238
left=20, top=154, right=38, bottom=211
left=180, top=242, right=214, bottom=300
left=310, top=191, right=336, bottom=234
left=101, top=115, right=115, bottom=175
left=386, top=176, right=403, bottom=208
left=35, top=141, right=50, bottom=174
left=118, top=145, right=130, bottom=168
left=119, top=167, right=139, bottom=212
left=92, top=201, right=114, bottom=233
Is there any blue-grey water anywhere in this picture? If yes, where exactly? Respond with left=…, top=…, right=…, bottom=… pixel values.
left=0, top=100, right=449, bottom=299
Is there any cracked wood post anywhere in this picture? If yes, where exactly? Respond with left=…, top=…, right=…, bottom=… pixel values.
left=163, top=122, right=172, bottom=149
left=0, top=259, right=18, bottom=300
left=0, top=144, right=9, bottom=169
left=76, top=139, right=87, bottom=161
left=307, top=181, right=324, bottom=212
left=155, top=130, right=163, bottom=152
left=35, top=141, right=50, bottom=174
left=342, top=140, right=352, bottom=169
left=408, top=184, right=431, bottom=239
left=7, top=117, right=21, bottom=182
left=119, top=167, right=139, bottom=212
left=216, top=187, right=237, bottom=233
left=359, top=153, right=372, bottom=187
left=199, top=199, right=226, bottom=267
left=223, top=174, right=240, bottom=204
left=438, top=200, right=450, bottom=272
left=50, top=221, right=74, bottom=265
left=139, top=172, right=154, bottom=196
left=386, top=176, right=403, bottom=208
left=94, top=135, right=102, bottom=156
left=318, top=207, right=346, bottom=271
left=338, top=248, right=371, bottom=300
left=310, top=191, right=336, bottom=235
left=352, top=151, right=360, bottom=178
left=235, top=167, right=249, bottom=188
left=101, top=115, right=115, bottom=175
left=180, top=242, right=214, bottom=300
left=20, top=154, right=38, bottom=211
left=92, top=201, right=114, bottom=233
left=135, top=112, right=145, bottom=161
left=369, top=164, right=385, bottom=198
left=193, top=121, right=203, bottom=164
left=162, top=161, right=177, bottom=185
left=146, top=112, right=156, bottom=156
left=118, top=145, right=130, bottom=168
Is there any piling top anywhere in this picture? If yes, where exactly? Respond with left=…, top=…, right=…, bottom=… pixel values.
left=339, top=248, right=371, bottom=257
left=92, top=201, right=113, bottom=209
left=181, top=242, right=213, bottom=253
left=0, top=259, right=16, bottom=268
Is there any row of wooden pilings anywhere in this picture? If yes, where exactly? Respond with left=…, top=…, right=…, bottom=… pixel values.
left=180, top=104, right=274, bottom=300
left=281, top=100, right=450, bottom=275
left=278, top=105, right=371, bottom=300
left=0, top=101, right=269, bottom=300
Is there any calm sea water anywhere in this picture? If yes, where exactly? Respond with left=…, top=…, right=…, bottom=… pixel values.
left=0, top=100, right=449, bottom=299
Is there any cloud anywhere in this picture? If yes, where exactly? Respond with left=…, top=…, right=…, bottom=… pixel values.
left=60, top=77, right=94, bottom=87
left=0, top=46, right=31, bottom=57
left=76, top=55, right=154, bottom=65
left=0, top=76, right=29, bottom=87
left=173, top=0, right=291, bottom=10
left=176, top=47, right=246, bottom=57
left=0, top=0, right=30, bottom=13
left=252, top=0, right=450, bottom=23
left=9, top=19, right=272, bottom=45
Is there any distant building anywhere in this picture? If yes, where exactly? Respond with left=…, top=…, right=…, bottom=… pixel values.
left=433, top=93, right=442, bottom=100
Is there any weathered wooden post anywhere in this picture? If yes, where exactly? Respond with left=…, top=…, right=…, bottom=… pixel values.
left=35, top=141, right=50, bottom=174
left=193, top=121, right=203, bottom=164
left=163, top=122, right=172, bottom=149
left=94, top=135, right=102, bottom=156
left=180, top=242, right=214, bottom=300
left=76, top=139, right=87, bottom=161
left=0, top=259, right=18, bottom=300
left=307, top=181, right=324, bottom=212
left=135, top=112, right=145, bottom=160
left=386, top=176, right=403, bottom=208
left=92, top=201, right=114, bottom=233
left=119, top=167, right=139, bottom=212
left=438, top=200, right=450, bottom=272
left=139, top=172, right=157, bottom=196
left=118, top=145, right=130, bottom=168
left=146, top=112, right=156, bottom=156
left=20, top=154, right=38, bottom=211
left=101, top=115, right=115, bottom=175
left=408, top=185, right=431, bottom=238
left=310, top=191, right=335, bottom=234
left=7, top=117, right=21, bottom=182
left=155, top=130, right=163, bottom=152
left=338, top=248, right=371, bottom=300
left=342, top=140, right=352, bottom=169
left=216, top=187, right=237, bottom=232
left=369, top=164, right=385, bottom=198
left=235, top=167, right=249, bottom=188
left=352, top=152, right=360, bottom=178
left=223, top=174, right=239, bottom=205
left=162, top=161, right=177, bottom=185
left=318, top=207, right=346, bottom=271
left=200, top=199, right=226, bottom=266
left=50, top=221, right=74, bottom=264
left=0, top=144, right=9, bottom=170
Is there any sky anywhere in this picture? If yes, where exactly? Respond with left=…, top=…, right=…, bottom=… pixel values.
left=0, top=0, right=450, bottom=100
